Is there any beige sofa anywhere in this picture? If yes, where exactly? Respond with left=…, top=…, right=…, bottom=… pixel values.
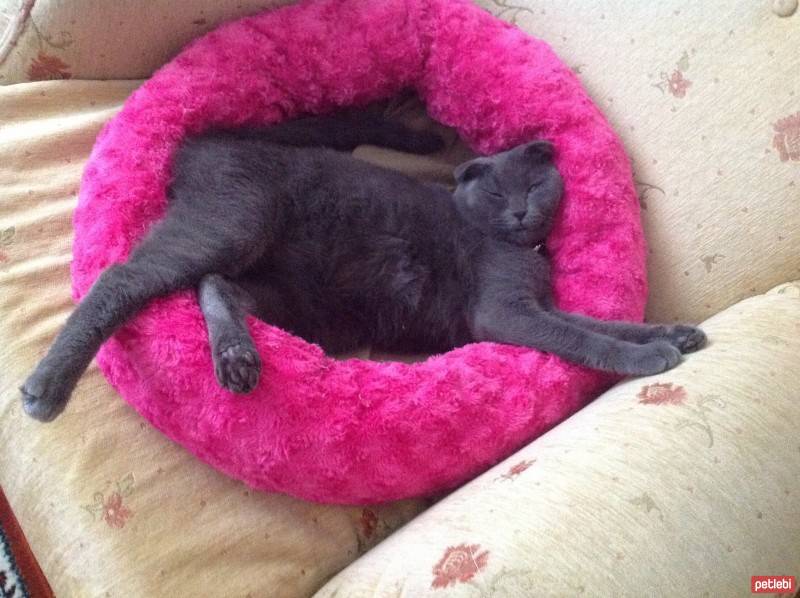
left=1, top=1, right=798, bottom=596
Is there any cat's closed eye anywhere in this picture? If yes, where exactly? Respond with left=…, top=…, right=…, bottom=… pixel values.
left=526, top=181, right=543, bottom=194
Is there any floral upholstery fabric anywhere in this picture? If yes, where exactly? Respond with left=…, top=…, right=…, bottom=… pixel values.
left=0, top=81, right=435, bottom=598
left=317, top=284, right=800, bottom=596
left=1, top=0, right=799, bottom=596
left=0, top=0, right=293, bottom=83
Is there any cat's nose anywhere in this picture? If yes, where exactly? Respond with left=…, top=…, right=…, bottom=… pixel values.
left=512, top=209, right=527, bottom=222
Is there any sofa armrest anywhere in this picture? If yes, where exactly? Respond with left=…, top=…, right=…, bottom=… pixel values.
left=316, top=286, right=800, bottom=597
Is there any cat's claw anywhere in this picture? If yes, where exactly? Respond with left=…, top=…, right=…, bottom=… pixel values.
left=666, top=325, right=707, bottom=353
left=215, top=343, right=261, bottom=394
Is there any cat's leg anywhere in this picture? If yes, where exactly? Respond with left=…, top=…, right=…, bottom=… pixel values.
left=198, top=274, right=261, bottom=394
left=259, top=113, right=444, bottom=154
left=20, top=209, right=267, bottom=422
left=471, top=302, right=682, bottom=376
left=550, top=310, right=706, bottom=353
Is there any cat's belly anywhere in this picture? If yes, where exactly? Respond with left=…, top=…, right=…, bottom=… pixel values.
left=239, top=245, right=468, bottom=354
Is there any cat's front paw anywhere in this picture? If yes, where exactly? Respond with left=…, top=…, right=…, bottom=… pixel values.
left=20, top=366, right=73, bottom=422
left=666, top=325, right=707, bottom=354
left=625, top=341, right=682, bottom=376
left=214, top=343, right=262, bottom=394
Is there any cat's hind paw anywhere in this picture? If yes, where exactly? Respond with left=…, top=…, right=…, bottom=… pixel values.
left=214, top=343, right=262, bottom=394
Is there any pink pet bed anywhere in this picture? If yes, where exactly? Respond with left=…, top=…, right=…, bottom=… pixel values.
left=73, top=0, right=645, bottom=504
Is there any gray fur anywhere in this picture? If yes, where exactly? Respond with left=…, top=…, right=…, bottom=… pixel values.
left=21, top=110, right=706, bottom=422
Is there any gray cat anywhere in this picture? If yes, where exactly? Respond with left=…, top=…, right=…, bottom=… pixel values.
left=21, top=111, right=706, bottom=422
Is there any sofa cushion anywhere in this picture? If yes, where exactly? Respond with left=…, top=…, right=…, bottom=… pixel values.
left=0, top=0, right=292, bottom=83
left=0, top=79, right=440, bottom=598
left=317, top=283, right=800, bottom=597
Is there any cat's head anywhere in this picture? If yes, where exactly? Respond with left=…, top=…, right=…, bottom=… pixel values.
left=452, top=141, right=563, bottom=246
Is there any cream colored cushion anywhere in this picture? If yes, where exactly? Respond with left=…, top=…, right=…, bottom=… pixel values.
left=0, top=0, right=293, bottom=83
left=317, top=283, right=800, bottom=597
left=0, top=80, right=431, bottom=598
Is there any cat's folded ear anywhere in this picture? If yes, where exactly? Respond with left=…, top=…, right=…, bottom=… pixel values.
left=453, top=157, right=492, bottom=183
left=521, top=140, right=555, bottom=163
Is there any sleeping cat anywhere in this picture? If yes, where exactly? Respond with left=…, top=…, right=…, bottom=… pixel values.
left=21, top=110, right=706, bottom=421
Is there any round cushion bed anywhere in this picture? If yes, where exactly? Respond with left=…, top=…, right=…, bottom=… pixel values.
left=72, top=0, right=646, bottom=504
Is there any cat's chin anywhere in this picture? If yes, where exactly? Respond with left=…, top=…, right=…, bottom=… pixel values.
left=497, top=228, right=538, bottom=247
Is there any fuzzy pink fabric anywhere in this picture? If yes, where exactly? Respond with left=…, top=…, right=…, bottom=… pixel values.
left=72, top=0, right=646, bottom=504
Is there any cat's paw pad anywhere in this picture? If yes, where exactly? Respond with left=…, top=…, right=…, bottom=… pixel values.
left=666, top=325, right=707, bottom=353
left=215, top=343, right=261, bottom=394
left=20, top=368, right=71, bottom=422
left=629, top=341, right=682, bottom=376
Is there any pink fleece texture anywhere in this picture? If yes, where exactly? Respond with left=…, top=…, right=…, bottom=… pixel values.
left=72, top=0, right=646, bottom=504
